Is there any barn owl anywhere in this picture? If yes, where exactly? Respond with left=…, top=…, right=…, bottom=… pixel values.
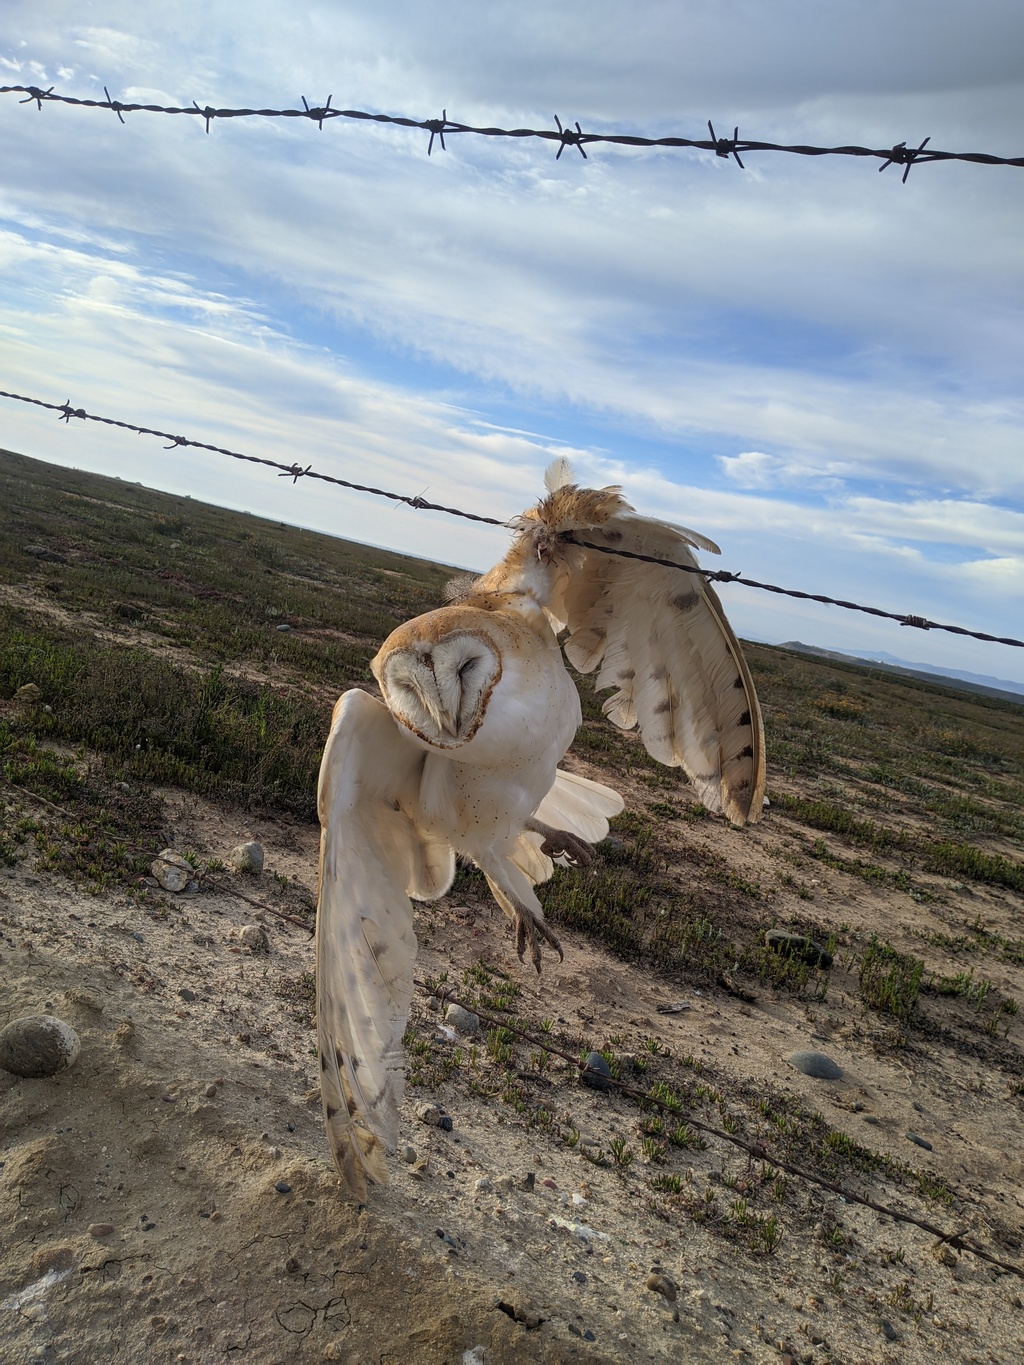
left=316, top=460, right=766, bottom=1197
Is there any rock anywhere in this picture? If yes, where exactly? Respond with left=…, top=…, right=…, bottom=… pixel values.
left=445, top=1003, right=480, bottom=1034
left=438, top=1115, right=453, bottom=1133
left=275, top=623, right=291, bottom=632
left=765, top=930, right=833, bottom=970
left=231, top=842, right=264, bottom=875
left=14, top=683, right=42, bottom=703
left=881, top=1320, right=899, bottom=1342
left=88, top=1223, right=115, bottom=1239
left=474, top=1176, right=493, bottom=1193
left=22, top=544, right=66, bottom=563
left=0, top=1015, right=81, bottom=1077
left=239, top=925, right=270, bottom=954
left=417, top=1102, right=443, bottom=1126
left=32, top=1246, right=76, bottom=1276
left=646, top=1271, right=678, bottom=1302
left=786, top=1050, right=843, bottom=1081
left=178, top=988, right=198, bottom=1003
left=400, top=1145, right=418, bottom=1164
left=151, top=850, right=194, bottom=892
left=906, top=1131, right=933, bottom=1151
left=274, top=1181, right=292, bottom=1194
left=581, top=1052, right=612, bottom=1091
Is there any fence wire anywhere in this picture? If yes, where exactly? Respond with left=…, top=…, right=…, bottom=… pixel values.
left=3, top=84, right=1023, bottom=179
left=1, top=386, right=1021, bottom=651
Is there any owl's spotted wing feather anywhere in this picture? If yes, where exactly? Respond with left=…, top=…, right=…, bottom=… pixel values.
left=482, top=470, right=766, bottom=824
left=316, top=689, right=454, bottom=1199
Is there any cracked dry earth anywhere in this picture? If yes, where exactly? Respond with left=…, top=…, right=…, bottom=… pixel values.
left=2, top=775, right=1024, bottom=1365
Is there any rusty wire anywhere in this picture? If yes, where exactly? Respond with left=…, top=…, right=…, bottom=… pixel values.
left=2, top=83, right=1022, bottom=175
left=414, top=980, right=1023, bottom=1280
left=1, top=385, right=1022, bottom=651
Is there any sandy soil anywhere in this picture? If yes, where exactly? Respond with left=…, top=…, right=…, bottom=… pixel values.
left=3, top=755, right=1024, bottom=1365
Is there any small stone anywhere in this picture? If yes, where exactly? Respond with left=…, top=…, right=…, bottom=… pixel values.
left=646, top=1271, right=678, bottom=1302
left=231, top=842, right=264, bottom=875
left=205, top=1085, right=217, bottom=1099
left=151, top=850, right=193, bottom=893
left=881, top=1319, right=899, bottom=1342
left=239, top=925, right=270, bottom=954
left=417, top=1103, right=443, bottom=1127
left=0, top=1015, right=81, bottom=1077
left=764, top=930, right=833, bottom=970
left=522, top=1172, right=536, bottom=1192
left=32, top=1246, right=76, bottom=1276
left=572, top=1271, right=587, bottom=1285
left=285, top=1256, right=300, bottom=1273
left=88, top=1223, right=115, bottom=1239
left=786, top=1050, right=843, bottom=1081
left=474, top=1176, right=493, bottom=1193
left=178, top=988, right=198, bottom=1003
left=906, top=1131, right=933, bottom=1151
left=581, top=1052, right=612, bottom=1091
left=445, top=1004, right=480, bottom=1034
left=275, top=623, right=291, bottom=632
left=935, top=1243, right=958, bottom=1268
left=438, top=1115, right=453, bottom=1133
left=274, top=1181, right=292, bottom=1194
left=400, top=1145, right=418, bottom=1164
left=15, top=683, right=42, bottom=703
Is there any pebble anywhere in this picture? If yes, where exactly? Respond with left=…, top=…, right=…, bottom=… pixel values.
left=439, top=1116, right=453, bottom=1133
left=400, top=1145, right=418, bottom=1164
left=764, top=930, right=833, bottom=970
left=239, top=924, right=270, bottom=954
left=88, top=1223, right=115, bottom=1239
left=906, top=1132, right=933, bottom=1151
left=572, top=1271, right=587, bottom=1285
left=15, top=682, right=42, bottom=703
left=786, top=1050, right=843, bottom=1081
left=0, top=1015, right=81, bottom=1077
left=474, top=1176, right=493, bottom=1193
left=178, top=988, right=198, bottom=1003
left=275, top=623, right=291, bottom=632
left=445, top=1004, right=480, bottom=1034
left=581, top=1052, right=612, bottom=1091
left=150, top=850, right=194, bottom=893
left=417, top=1102, right=443, bottom=1127
left=274, top=1181, right=292, bottom=1194
left=646, top=1271, right=678, bottom=1302
left=231, top=841, right=264, bottom=874
left=881, top=1320, right=899, bottom=1342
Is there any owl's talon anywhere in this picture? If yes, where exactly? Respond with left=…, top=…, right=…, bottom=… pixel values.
left=513, top=907, right=563, bottom=974
left=531, top=822, right=596, bottom=868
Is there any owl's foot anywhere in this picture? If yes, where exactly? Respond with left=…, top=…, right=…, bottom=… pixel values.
left=526, top=819, right=595, bottom=868
left=513, top=906, right=564, bottom=974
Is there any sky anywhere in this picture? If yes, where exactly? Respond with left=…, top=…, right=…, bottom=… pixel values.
left=1, top=1, right=1022, bottom=685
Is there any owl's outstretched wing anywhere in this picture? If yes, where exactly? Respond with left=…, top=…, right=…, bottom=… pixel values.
left=316, top=688, right=454, bottom=1200
left=478, top=465, right=765, bottom=825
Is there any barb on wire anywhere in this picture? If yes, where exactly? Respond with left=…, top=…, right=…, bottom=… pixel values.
left=879, top=135, right=931, bottom=183
left=426, top=109, right=448, bottom=155
left=2, top=85, right=1021, bottom=174
left=413, top=980, right=1023, bottom=1280
left=554, top=114, right=587, bottom=160
left=104, top=86, right=126, bottom=125
left=1, top=385, right=1021, bottom=650
left=301, top=94, right=333, bottom=130
left=708, top=120, right=744, bottom=169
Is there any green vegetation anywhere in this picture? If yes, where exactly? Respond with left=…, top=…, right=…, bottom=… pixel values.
left=860, top=936, right=924, bottom=1023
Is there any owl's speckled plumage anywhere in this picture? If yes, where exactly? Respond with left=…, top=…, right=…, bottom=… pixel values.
left=316, top=462, right=765, bottom=1197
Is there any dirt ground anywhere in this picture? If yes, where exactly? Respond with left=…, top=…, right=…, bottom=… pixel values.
left=3, top=752, right=1024, bottom=1365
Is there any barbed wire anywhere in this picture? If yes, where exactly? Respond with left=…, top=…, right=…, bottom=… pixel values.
left=3, top=84, right=1023, bottom=178
left=414, top=980, right=1023, bottom=1280
left=2, top=385, right=1022, bottom=652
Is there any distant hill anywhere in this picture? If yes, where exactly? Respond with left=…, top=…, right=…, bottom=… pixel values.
left=779, top=641, right=1024, bottom=705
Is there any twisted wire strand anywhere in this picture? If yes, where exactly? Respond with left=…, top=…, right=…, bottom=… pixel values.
left=1, top=386, right=1020, bottom=650
left=3, top=85, right=1022, bottom=174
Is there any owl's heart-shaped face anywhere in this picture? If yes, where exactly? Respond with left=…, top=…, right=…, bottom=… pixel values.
left=377, top=631, right=501, bottom=748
